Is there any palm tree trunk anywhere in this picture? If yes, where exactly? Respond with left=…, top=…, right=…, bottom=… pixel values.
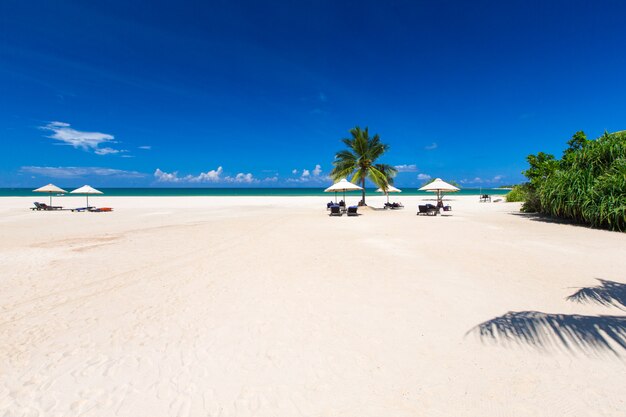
left=361, top=176, right=366, bottom=205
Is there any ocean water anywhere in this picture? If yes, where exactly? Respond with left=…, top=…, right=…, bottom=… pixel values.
left=0, top=187, right=510, bottom=197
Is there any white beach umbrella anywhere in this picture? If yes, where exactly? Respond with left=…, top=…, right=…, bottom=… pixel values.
left=376, top=184, right=402, bottom=203
left=324, top=178, right=363, bottom=204
left=70, top=185, right=103, bottom=207
left=33, top=183, right=67, bottom=205
left=419, top=178, right=460, bottom=204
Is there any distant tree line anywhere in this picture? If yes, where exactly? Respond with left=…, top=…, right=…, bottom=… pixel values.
left=507, top=130, right=626, bottom=231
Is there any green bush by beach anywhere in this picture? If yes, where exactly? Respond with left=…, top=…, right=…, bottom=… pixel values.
left=519, top=130, right=626, bottom=231
left=505, top=184, right=528, bottom=202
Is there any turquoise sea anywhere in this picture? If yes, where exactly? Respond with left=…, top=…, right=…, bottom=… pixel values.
left=0, top=187, right=510, bottom=197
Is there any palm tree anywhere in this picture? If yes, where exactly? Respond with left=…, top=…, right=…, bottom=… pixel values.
left=330, top=126, right=397, bottom=205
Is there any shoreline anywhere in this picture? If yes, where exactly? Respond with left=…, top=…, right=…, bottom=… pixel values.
left=0, top=187, right=511, bottom=198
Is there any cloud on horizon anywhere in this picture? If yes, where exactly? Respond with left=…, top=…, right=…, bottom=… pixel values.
left=417, top=173, right=431, bottom=180
left=154, top=167, right=273, bottom=184
left=459, top=175, right=505, bottom=185
left=288, top=164, right=328, bottom=183
left=394, top=164, right=418, bottom=172
left=40, top=121, right=127, bottom=155
left=21, top=166, right=146, bottom=179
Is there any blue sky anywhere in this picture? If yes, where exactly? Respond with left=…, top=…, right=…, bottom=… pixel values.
left=1, top=0, right=625, bottom=187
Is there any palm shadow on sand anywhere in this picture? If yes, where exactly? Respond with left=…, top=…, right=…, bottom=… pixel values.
left=470, top=279, right=626, bottom=356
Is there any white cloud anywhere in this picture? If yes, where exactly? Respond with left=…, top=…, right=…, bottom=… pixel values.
left=312, top=164, right=322, bottom=176
left=289, top=164, right=325, bottom=183
left=154, top=168, right=180, bottom=182
left=94, top=147, right=122, bottom=155
left=21, top=166, right=146, bottom=179
left=138, top=145, right=152, bottom=150
left=229, top=173, right=255, bottom=183
left=459, top=175, right=504, bottom=185
left=425, top=142, right=438, bottom=150
left=154, top=167, right=258, bottom=184
left=189, top=167, right=224, bottom=183
left=40, top=121, right=126, bottom=156
left=417, top=173, right=431, bottom=180
left=395, top=164, right=418, bottom=172
left=47, top=121, right=70, bottom=127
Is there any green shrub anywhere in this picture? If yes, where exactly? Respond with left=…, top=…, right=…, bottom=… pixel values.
left=505, top=184, right=528, bottom=202
left=522, top=130, right=626, bottom=231
left=521, top=190, right=542, bottom=213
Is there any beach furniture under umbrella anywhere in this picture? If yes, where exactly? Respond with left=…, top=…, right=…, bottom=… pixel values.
left=70, top=185, right=103, bottom=208
left=324, top=178, right=363, bottom=206
left=376, top=184, right=402, bottom=203
left=33, top=183, right=67, bottom=206
left=419, top=178, right=459, bottom=205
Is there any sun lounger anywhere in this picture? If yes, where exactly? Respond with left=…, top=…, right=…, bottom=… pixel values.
left=71, top=206, right=95, bottom=212
left=384, top=202, right=404, bottom=209
left=479, top=194, right=491, bottom=202
left=329, top=205, right=342, bottom=216
left=326, top=201, right=335, bottom=210
left=417, top=204, right=439, bottom=216
left=443, top=205, right=452, bottom=211
left=347, top=206, right=359, bottom=216
left=89, top=207, right=113, bottom=212
left=31, top=202, right=63, bottom=211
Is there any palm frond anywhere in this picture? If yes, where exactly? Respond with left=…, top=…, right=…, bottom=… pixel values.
left=374, top=163, right=398, bottom=186
left=367, top=166, right=390, bottom=189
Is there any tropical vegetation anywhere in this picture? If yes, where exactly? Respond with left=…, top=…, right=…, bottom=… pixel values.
left=509, top=130, right=626, bottom=231
left=504, top=183, right=529, bottom=202
left=330, top=126, right=397, bottom=205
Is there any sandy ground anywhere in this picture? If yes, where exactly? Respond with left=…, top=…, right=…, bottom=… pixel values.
left=0, top=195, right=625, bottom=417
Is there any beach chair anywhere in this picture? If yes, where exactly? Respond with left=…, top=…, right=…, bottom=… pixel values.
left=326, top=201, right=335, bottom=210
left=31, top=202, right=63, bottom=211
left=479, top=194, right=491, bottom=202
left=417, top=204, right=439, bottom=216
left=89, top=207, right=113, bottom=212
left=385, top=202, right=404, bottom=209
left=71, top=206, right=95, bottom=212
left=347, top=206, right=359, bottom=216
left=329, top=205, right=342, bottom=216
left=443, top=205, right=452, bottom=211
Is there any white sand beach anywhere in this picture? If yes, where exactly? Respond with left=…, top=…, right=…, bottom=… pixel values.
left=1, top=195, right=624, bottom=416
